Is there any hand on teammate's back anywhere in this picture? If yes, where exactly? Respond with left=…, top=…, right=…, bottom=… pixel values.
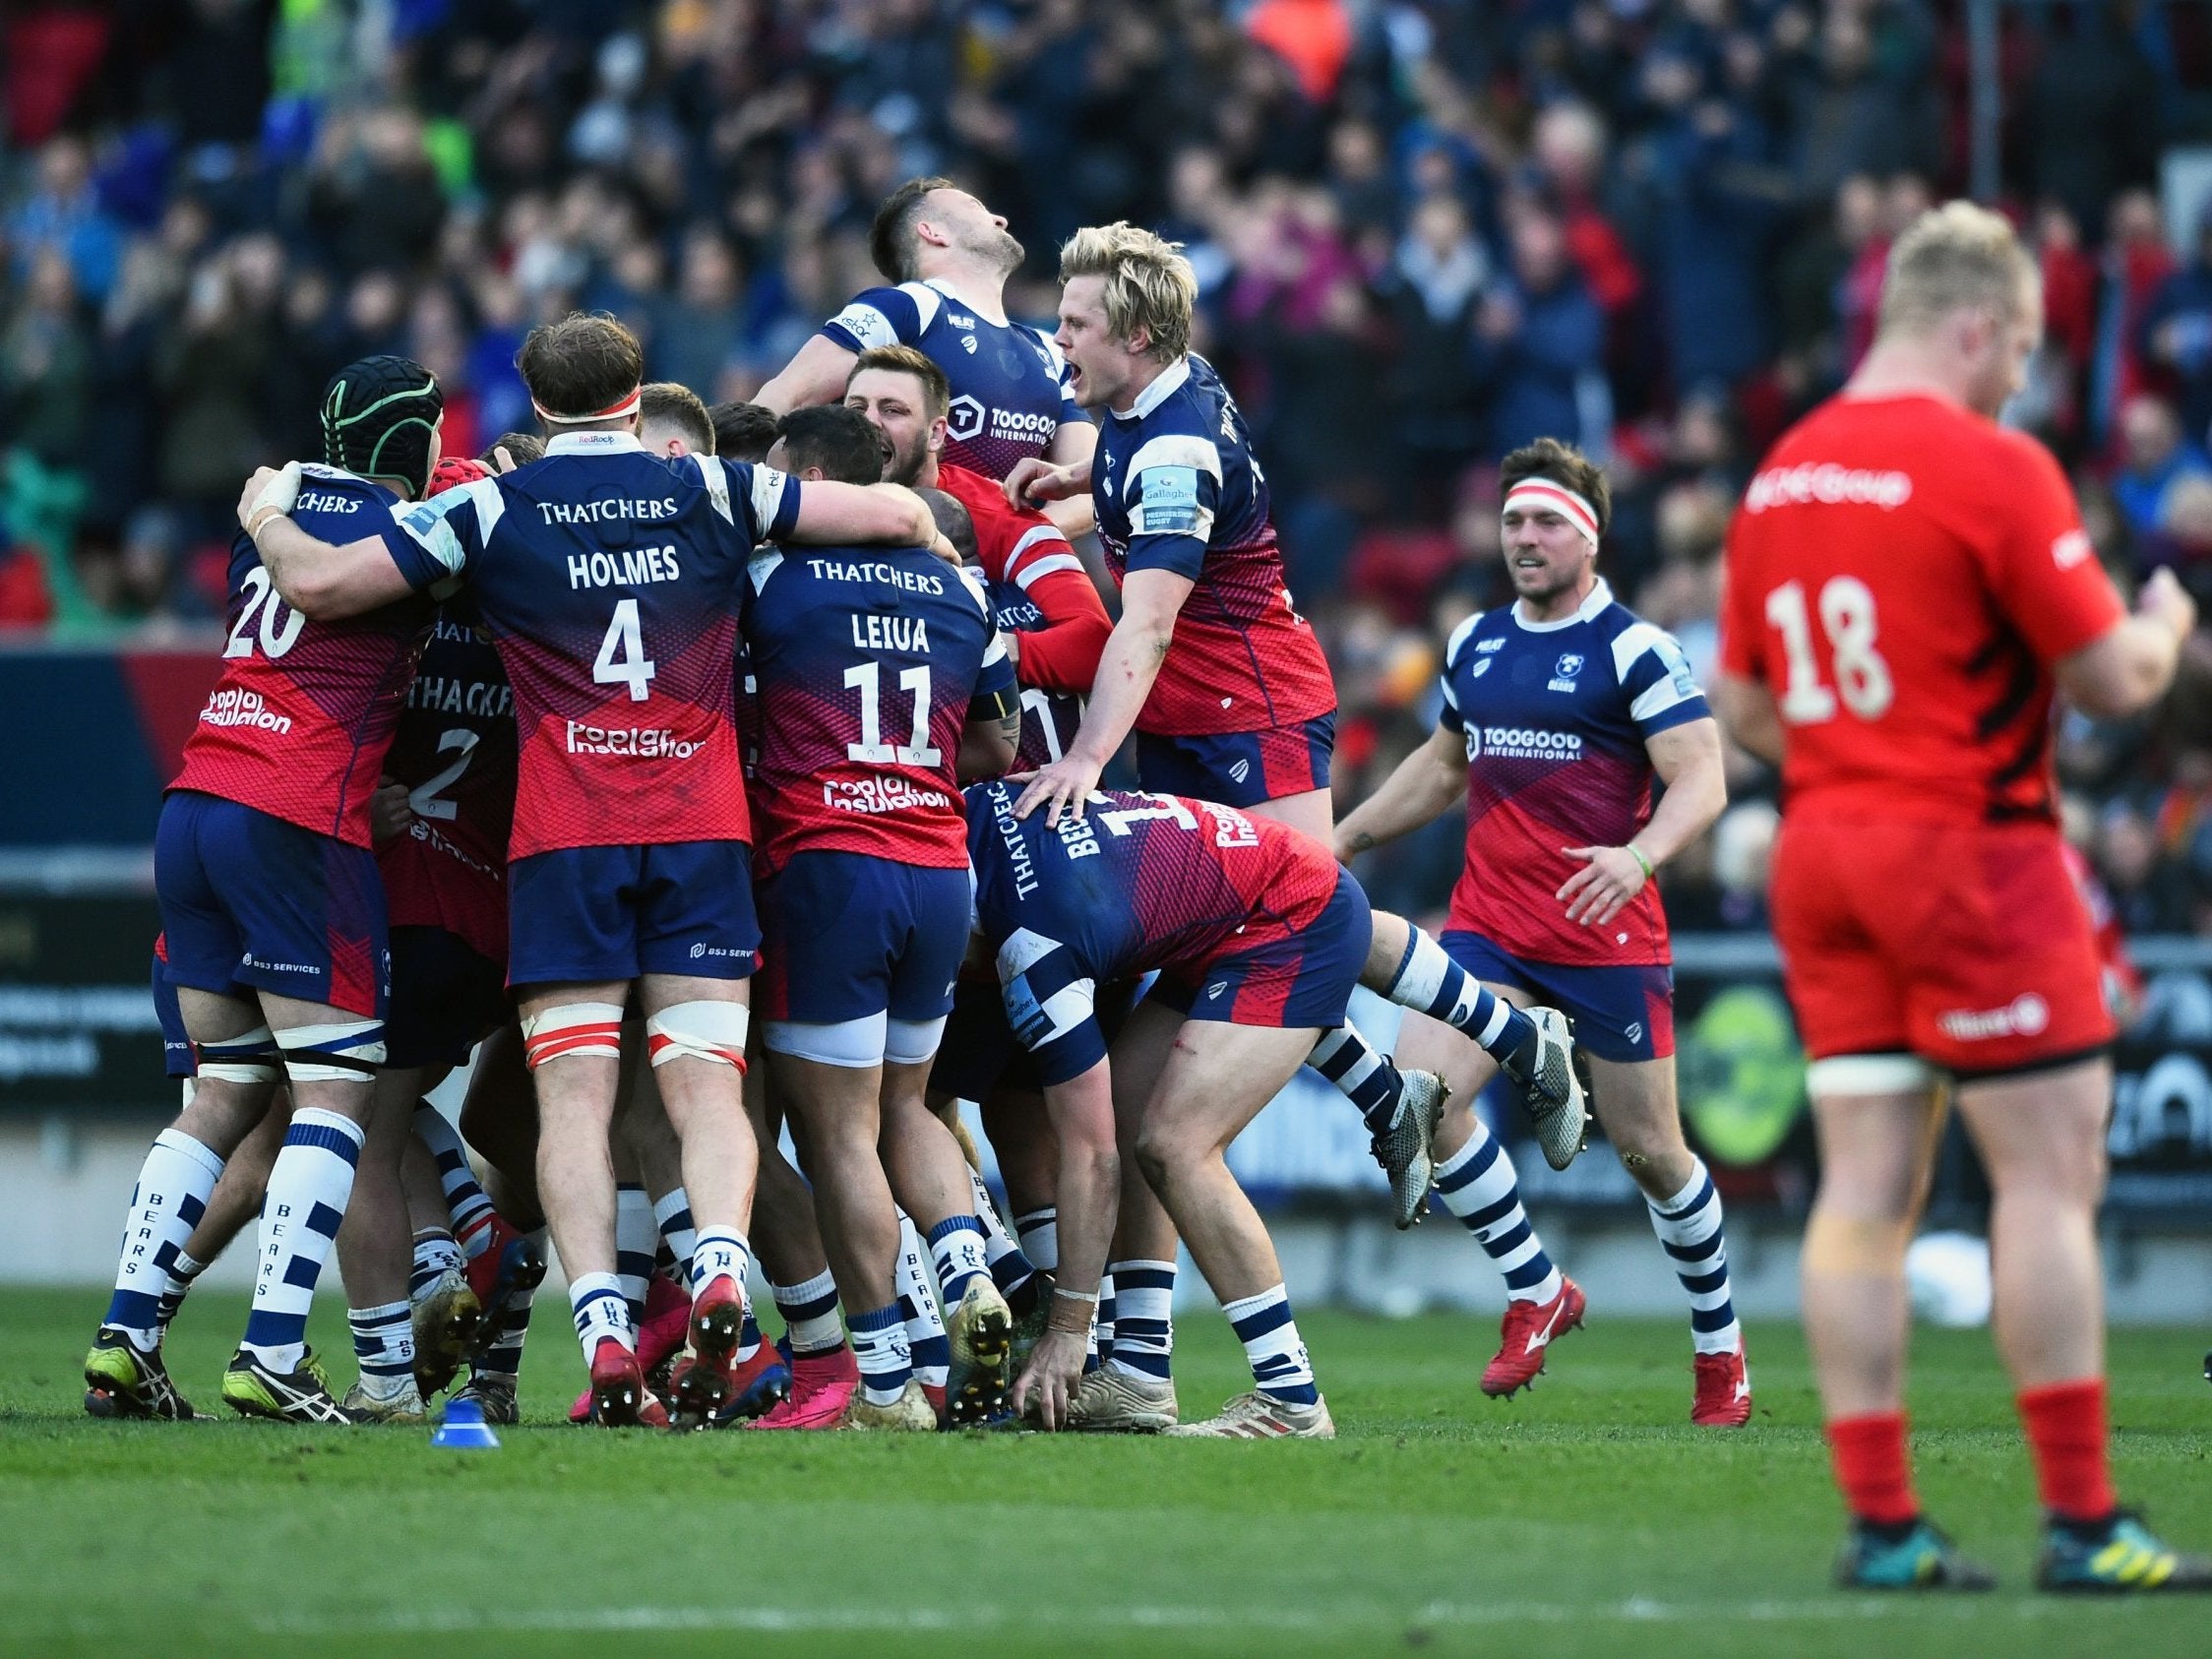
left=1012, top=753, right=1102, bottom=827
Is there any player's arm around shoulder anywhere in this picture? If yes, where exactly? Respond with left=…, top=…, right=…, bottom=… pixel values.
left=958, top=578, right=1022, bottom=782
left=237, top=463, right=426, bottom=619
left=783, top=476, right=943, bottom=552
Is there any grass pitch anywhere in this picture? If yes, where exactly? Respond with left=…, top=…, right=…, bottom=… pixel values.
left=1, top=1288, right=2207, bottom=1657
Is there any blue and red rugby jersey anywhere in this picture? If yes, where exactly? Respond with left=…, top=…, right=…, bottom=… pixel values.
left=743, top=541, right=1014, bottom=877
left=170, top=463, right=432, bottom=848
left=379, top=430, right=799, bottom=860
left=820, top=278, right=1083, bottom=479
left=1090, top=353, right=1335, bottom=737
left=965, top=780, right=1343, bottom=1083
left=1437, top=578, right=1710, bottom=967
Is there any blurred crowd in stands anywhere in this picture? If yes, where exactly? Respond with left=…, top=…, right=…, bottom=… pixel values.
left=7, top=0, right=2212, bottom=937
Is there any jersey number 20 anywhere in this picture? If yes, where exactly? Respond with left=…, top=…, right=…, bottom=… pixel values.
left=1764, top=577, right=1893, bottom=722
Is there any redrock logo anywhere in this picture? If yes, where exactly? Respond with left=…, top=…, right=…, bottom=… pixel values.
left=1743, top=463, right=1914, bottom=514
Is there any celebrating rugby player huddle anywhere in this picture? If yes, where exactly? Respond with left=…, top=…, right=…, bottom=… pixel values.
left=80, top=180, right=2209, bottom=1588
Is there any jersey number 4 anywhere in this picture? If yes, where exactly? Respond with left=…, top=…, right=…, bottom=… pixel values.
left=844, top=660, right=942, bottom=766
left=1764, top=577, right=1893, bottom=722
left=592, top=598, right=656, bottom=702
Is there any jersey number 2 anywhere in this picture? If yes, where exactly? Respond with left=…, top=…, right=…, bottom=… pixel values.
left=844, top=661, right=941, bottom=765
left=1764, top=577, right=1893, bottom=722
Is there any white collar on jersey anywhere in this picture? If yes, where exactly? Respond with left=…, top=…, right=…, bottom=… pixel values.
left=1115, top=354, right=1193, bottom=421
left=1511, top=576, right=1613, bottom=633
left=545, top=430, right=644, bottom=455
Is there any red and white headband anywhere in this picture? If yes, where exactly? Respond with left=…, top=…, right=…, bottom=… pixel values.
left=1503, top=478, right=1600, bottom=546
left=531, top=386, right=643, bottom=425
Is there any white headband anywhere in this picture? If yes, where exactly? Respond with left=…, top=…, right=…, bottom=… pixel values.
left=531, top=386, right=643, bottom=425
left=1503, top=479, right=1600, bottom=546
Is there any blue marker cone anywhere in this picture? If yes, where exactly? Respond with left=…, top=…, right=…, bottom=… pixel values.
left=432, top=1395, right=501, bottom=1449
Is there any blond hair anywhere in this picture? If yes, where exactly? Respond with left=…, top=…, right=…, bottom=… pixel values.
left=1877, top=201, right=2039, bottom=338
left=1058, top=222, right=1198, bottom=362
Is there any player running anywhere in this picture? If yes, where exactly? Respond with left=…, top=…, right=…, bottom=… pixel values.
left=756, top=176, right=1096, bottom=520
left=1717, top=202, right=2210, bottom=1591
left=86, top=355, right=446, bottom=1424
left=237, top=313, right=949, bottom=1428
left=1005, top=222, right=1452, bottom=1216
left=1335, top=437, right=1745, bottom=1424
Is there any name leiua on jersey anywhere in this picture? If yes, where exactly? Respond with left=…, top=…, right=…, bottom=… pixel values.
left=743, top=542, right=1014, bottom=875
left=934, top=461, right=1090, bottom=769
left=1091, top=354, right=1335, bottom=735
left=1438, top=579, right=1709, bottom=967
left=822, top=278, right=1080, bottom=479
left=171, top=463, right=432, bottom=845
left=380, top=430, right=798, bottom=859
left=379, top=590, right=518, bottom=963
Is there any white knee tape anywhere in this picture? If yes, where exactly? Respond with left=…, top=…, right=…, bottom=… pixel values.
left=519, top=1002, right=626, bottom=1071
left=645, top=1001, right=750, bottom=1071
left=274, top=1018, right=387, bottom=1082
left=1806, top=1053, right=1936, bottom=1098
left=196, top=1022, right=281, bottom=1084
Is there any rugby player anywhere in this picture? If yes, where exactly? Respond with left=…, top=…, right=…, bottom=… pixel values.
left=238, top=313, right=951, bottom=1428
left=756, top=177, right=1095, bottom=522
left=845, top=341, right=1112, bottom=1319
left=746, top=402, right=1024, bottom=1428
left=1718, top=203, right=2210, bottom=1589
left=87, top=355, right=447, bottom=1424
left=1336, top=438, right=1745, bottom=1423
left=1005, top=223, right=1572, bottom=1237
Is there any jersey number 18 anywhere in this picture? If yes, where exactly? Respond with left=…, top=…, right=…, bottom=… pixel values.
left=1764, top=577, right=1893, bottom=722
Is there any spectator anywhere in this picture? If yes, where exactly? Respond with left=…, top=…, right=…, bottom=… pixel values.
left=1472, top=204, right=1605, bottom=459
left=2112, top=395, right=2212, bottom=538
left=2139, top=209, right=2212, bottom=441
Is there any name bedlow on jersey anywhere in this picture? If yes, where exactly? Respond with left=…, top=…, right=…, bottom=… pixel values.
left=1438, top=578, right=1708, bottom=968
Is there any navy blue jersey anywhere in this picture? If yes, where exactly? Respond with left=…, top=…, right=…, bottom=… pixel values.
left=381, top=429, right=797, bottom=857
left=964, top=781, right=1341, bottom=1083
left=820, top=279, right=1083, bottom=479
left=1091, top=354, right=1334, bottom=735
left=173, top=464, right=431, bottom=847
left=743, top=544, right=1014, bottom=875
left=1437, top=578, right=1709, bottom=965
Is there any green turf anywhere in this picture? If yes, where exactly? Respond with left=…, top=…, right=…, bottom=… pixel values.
left=2, top=1288, right=2207, bottom=1657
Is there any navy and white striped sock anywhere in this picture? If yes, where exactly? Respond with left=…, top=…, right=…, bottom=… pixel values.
left=1647, top=1158, right=1740, bottom=1355
left=410, top=1232, right=461, bottom=1301
left=1382, top=927, right=1536, bottom=1063
left=651, top=1187, right=697, bottom=1280
left=1307, top=1024, right=1408, bottom=1134
left=1014, top=1206, right=1059, bottom=1274
left=104, top=1128, right=224, bottom=1349
left=1433, top=1117, right=1562, bottom=1304
left=689, top=1226, right=752, bottom=1298
left=968, top=1168, right=1036, bottom=1303
left=849, top=1302, right=913, bottom=1407
left=569, top=1269, right=634, bottom=1364
left=241, top=1108, right=363, bottom=1373
left=770, top=1268, right=845, bottom=1355
left=1084, top=1269, right=1117, bottom=1374
left=898, top=1213, right=950, bottom=1393
left=927, top=1213, right=991, bottom=1306
left=1223, top=1283, right=1320, bottom=1406
left=348, top=1299, right=414, bottom=1386
left=474, top=1227, right=543, bottom=1379
left=413, top=1103, right=495, bottom=1259
left=1104, top=1259, right=1174, bottom=1381
left=614, top=1182, right=655, bottom=1326
left=155, top=1247, right=207, bottom=1333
